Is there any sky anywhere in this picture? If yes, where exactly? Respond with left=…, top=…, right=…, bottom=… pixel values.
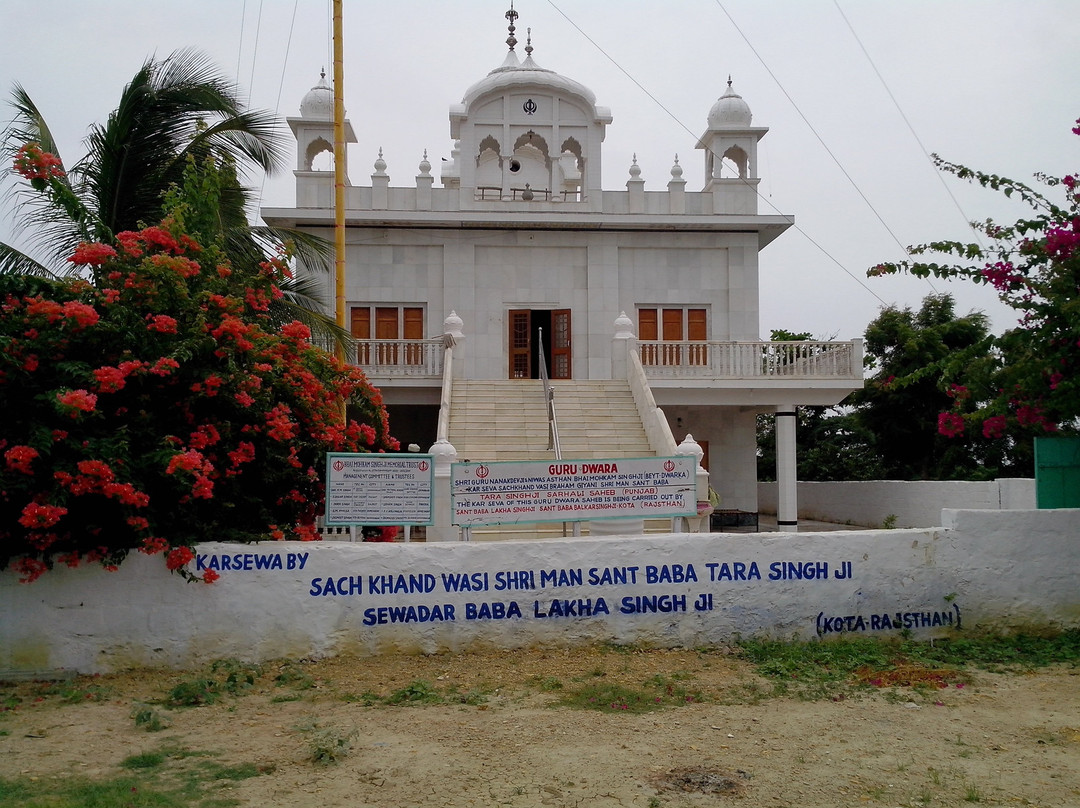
left=1, top=0, right=1077, bottom=343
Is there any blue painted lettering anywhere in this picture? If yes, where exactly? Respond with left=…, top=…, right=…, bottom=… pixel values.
left=361, top=604, right=456, bottom=625
left=440, top=572, right=489, bottom=592
left=587, top=566, right=639, bottom=586
left=464, top=601, right=523, bottom=620
left=367, top=573, right=436, bottom=595
left=532, top=598, right=609, bottom=618
left=619, top=594, right=687, bottom=614
left=540, top=568, right=583, bottom=588
left=768, top=561, right=829, bottom=580
left=645, top=564, right=697, bottom=584
left=705, top=562, right=761, bottom=581
left=494, top=570, right=535, bottom=591
left=309, top=576, right=363, bottom=596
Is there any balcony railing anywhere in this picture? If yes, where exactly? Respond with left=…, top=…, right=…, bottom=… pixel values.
left=639, top=340, right=861, bottom=379
left=324, top=338, right=445, bottom=378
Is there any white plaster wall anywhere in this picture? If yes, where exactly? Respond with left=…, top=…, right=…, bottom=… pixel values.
left=2, top=509, right=1075, bottom=675
left=757, top=479, right=1037, bottom=528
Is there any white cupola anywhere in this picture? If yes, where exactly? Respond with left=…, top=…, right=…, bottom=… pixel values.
left=445, top=5, right=612, bottom=203
left=288, top=69, right=357, bottom=175
left=696, top=77, right=769, bottom=213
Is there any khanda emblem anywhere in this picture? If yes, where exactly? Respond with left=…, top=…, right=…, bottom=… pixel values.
left=523, top=98, right=537, bottom=115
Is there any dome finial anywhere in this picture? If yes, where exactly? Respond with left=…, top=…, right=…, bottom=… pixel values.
left=525, top=27, right=533, bottom=57
left=727, top=74, right=732, bottom=88
left=505, top=2, right=519, bottom=51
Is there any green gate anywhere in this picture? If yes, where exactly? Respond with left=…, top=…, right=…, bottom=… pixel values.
left=1034, top=436, right=1080, bottom=508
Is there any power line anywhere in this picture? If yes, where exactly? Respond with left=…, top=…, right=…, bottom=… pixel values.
left=545, top=0, right=889, bottom=306
left=833, top=0, right=984, bottom=251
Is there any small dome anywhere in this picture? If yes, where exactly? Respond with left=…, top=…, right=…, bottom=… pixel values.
left=300, top=70, right=333, bottom=118
left=707, top=80, right=752, bottom=128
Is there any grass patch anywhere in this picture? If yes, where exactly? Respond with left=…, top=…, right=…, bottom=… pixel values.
left=2, top=744, right=267, bottom=807
left=557, top=673, right=704, bottom=713
left=736, top=631, right=1080, bottom=701
left=384, top=679, right=443, bottom=705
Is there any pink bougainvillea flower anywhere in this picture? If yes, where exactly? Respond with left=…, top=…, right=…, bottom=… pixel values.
left=937, top=411, right=965, bottom=438
left=982, top=415, right=1007, bottom=439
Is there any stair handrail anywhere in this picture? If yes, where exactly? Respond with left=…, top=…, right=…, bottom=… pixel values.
left=537, top=328, right=562, bottom=459
left=435, top=334, right=456, bottom=444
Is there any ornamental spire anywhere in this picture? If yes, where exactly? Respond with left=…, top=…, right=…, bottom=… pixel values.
left=505, top=2, right=518, bottom=51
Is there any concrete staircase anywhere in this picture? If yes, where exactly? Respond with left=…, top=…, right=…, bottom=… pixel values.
left=447, top=379, right=653, bottom=463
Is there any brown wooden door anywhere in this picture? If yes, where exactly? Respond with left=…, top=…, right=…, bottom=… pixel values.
left=509, top=310, right=531, bottom=379
left=688, top=308, right=707, bottom=366
left=551, top=308, right=571, bottom=379
left=375, top=307, right=398, bottom=364
left=639, top=308, right=658, bottom=365
left=403, top=307, right=424, bottom=365
left=662, top=308, right=683, bottom=365
left=350, top=307, right=371, bottom=364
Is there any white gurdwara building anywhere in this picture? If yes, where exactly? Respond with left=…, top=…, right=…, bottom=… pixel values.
left=262, top=7, right=863, bottom=538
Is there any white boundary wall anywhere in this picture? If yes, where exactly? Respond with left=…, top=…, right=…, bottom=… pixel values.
left=1, top=508, right=1076, bottom=675
left=757, top=479, right=1036, bottom=528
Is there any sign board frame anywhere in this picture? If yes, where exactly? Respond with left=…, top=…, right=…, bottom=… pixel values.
left=451, top=455, right=697, bottom=527
left=325, top=453, right=434, bottom=526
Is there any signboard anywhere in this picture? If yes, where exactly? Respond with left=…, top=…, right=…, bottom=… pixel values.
left=325, top=453, right=434, bottom=526
left=451, top=456, right=696, bottom=526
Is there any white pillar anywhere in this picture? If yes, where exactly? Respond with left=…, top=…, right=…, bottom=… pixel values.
left=775, top=405, right=798, bottom=531
left=426, top=439, right=458, bottom=542
left=611, top=311, right=636, bottom=380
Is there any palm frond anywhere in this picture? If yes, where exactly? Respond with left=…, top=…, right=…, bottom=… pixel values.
left=0, top=241, right=56, bottom=277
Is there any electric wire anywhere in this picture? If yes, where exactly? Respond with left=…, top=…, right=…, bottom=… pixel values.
left=833, top=0, right=984, bottom=251
left=545, top=0, right=889, bottom=306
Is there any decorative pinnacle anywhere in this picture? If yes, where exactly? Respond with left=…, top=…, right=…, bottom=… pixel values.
left=525, top=27, right=533, bottom=56
left=505, top=2, right=518, bottom=50
left=727, top=74, right=733, bottom=88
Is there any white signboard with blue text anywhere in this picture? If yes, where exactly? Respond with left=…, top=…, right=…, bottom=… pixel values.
left=325, top=453, right=434, bottom=526
left=451, top=456, right=696, bottom=526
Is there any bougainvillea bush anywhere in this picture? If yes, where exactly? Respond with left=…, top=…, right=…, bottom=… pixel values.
left=1, top=216, right=395, bottom=584
left=869, top=118, right=1080, bottom=440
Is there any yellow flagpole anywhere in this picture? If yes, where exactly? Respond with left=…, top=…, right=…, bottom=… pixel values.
left=332, top=0, right=346, bottom=343
left=332, top=0, right=347, bottom=423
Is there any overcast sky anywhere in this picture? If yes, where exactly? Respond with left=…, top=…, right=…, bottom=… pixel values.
left=2, top=0, right=1076, bottom=342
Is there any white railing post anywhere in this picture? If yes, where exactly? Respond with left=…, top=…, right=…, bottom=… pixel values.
left=775, top=404, right=798, bottom=531
left=426, top=438, right=458, bottom=542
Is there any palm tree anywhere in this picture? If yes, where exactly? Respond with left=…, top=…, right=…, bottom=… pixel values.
left=1, top=48, right=347, bottom=344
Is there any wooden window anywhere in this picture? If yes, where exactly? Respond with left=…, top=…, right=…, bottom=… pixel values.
left=638, top=307, right=708, bottom=366
left=349, top=305, right=425, bottom=365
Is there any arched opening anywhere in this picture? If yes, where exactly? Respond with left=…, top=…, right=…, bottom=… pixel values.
left=722, top=145, right=749, bottom=179
left=305, top=137, right=333, bottom=171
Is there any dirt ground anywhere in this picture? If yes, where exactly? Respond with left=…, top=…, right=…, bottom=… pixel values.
left=2, top=646, right=1079, bottom=807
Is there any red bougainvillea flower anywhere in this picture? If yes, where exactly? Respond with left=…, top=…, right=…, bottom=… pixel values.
left=56, top=388, right=98, bottom=416
left=13, top=143, right=64, bottom=180
left=165, top=545, right=195, bottom=571
left=61, top=301, right=100, bottom=329
left=69, top=242, right=118, bottom=267
left=139, top=537, right=169, bottom=555
left=202, top=569, right=220, bottom=584
left=18, top=502, right=68, bottom=529
left=146, top=314, right=179, bottom=333
left=937, top=412, right=965, bottom=438
left=4, top=445, right=39, bottom=475
left=11, top=557, right=50, bottom=584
